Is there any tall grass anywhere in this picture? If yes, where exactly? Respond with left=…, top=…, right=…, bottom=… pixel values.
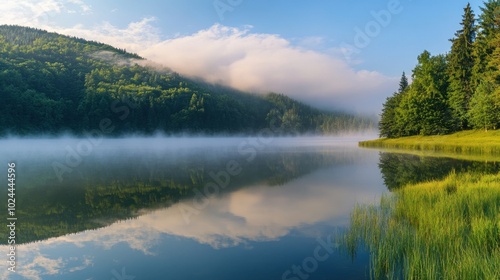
left=359, top=130, right=500, bottom=156
left=342, top=171, right=500, bottom=279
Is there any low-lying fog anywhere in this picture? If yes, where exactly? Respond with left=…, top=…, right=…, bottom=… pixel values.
left=0, top=133, right=379, bottom=157
left=0, top=133, right=378, bottom=184
left=0, top=133, right=386, bottom=279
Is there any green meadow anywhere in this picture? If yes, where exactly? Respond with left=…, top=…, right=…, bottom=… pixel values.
left=343, top=169, right=500, bottom=279
left=342, top=131, right=500, bottom=279
left=359, top=130, right=500, bottom=156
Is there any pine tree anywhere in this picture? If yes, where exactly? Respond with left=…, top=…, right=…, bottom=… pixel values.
left=485, top=10, right=500, bottom=83
left=399, top=71, right=409, bottom=93
left=379, top=72, right=408, bottom=138
left=448, top=3, right=476, bottom=130
left=379, top=93, right=403, bottom=138
left=472, top=0, right=500, bottom=88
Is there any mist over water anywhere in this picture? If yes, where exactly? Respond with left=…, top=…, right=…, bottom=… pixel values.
left=0, top=132, right=379, bottom=171
left=0, top=134, right=387, bottom=280
left=1, top=133, right=494, bottom=279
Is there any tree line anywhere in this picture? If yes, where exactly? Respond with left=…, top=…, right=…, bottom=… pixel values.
left=0, top=25, right=374, bottom=136
left=380, top=1, right=500, bottom=138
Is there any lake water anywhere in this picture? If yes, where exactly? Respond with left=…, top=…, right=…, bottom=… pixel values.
left=0, top=136, right=497, bottom=280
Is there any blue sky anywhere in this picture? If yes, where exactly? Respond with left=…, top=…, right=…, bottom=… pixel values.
left=0, top=0, right=485, bottom=113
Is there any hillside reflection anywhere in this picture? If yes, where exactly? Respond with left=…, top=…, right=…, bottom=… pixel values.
left=0, top=137, right=375, bottom=244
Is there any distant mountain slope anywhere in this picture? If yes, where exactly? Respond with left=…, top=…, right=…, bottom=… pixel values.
left=0, top=25, right=374, bottom=135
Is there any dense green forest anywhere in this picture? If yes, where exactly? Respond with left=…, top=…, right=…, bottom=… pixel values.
left=380, top=1, right=500, bottom=138
left=0, top=25, right=374, bottom=135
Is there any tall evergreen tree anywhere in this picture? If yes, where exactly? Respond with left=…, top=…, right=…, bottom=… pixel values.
left=448, top=3, right=476, bottom=130
left=485, top=10, right=500, bottom=83
left=379, top=72, right=408, bottom=138
left=472, top=0, right=500, bottom=87
left=399, top=71, right=409, bottom=93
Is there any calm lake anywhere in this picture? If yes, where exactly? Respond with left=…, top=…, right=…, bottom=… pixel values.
left=0, top=136, right=497, bottom=280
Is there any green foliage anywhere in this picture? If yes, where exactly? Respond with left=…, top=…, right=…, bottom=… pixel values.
left=472, top=0, right=500, bottom=88
left=360, top=130, right=500, bottom=157
left=380, top=2, right=500, bottom=138
left=342, top=171, right=500, bottom=279
left=398, top=71, right=409, bottom=93
left=468, top=80, right=500, bottom=130
left=379, top=93, right=401, bottom=138
left=448, top=3, right=476, bottom=130
left=377, top=152, right=500, bottom=191
left=0, top=25, right=373, bottom=135
left=379, top=73, right=406, bottom=138
left=263, top=93, right=375, bottom=134
left=395, top=51, right=453, bottom=136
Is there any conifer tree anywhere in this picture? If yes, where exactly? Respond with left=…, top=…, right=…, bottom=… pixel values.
left=448, top=3, right=476, bottom=130
left=398, top=71, right=409, bottom=93
left=472, top=0, right=500, bottom=87
left=379, top=72, right=408, bottom=138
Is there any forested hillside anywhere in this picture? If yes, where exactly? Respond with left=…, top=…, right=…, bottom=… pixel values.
left=0, top=25, right=374, bottom=136
left=380, top=1, right=500, bottom=138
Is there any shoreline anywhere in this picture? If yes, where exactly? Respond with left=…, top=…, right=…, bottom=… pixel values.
left=343, top=169, right=500, bottom=279
left=359, top=130, right=500, bottom=156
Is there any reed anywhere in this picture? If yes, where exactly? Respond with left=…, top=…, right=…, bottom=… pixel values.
left=343, top=170, right=500, bottom=279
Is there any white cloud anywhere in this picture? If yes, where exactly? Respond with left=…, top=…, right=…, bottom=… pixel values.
left=0, top=245, right=93, bottom=280
left=67, top=0, right=91, bottom=14
left=0, top=0, right=61, bottom=26
left=0, top=2, right=396, bottom=113
left=140, top=24, right=396, bottom=113
left=22, top=255, right=64, bottom=279
left=0, top=0, right=92, bottom=26
left=65, top=21, right=395, bottom=113
left=54, top=17, right=161, bottom=54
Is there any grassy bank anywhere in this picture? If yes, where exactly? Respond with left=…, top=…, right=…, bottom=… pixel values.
left=359, top=130, right=500, bottom=155
left=343, top=171, right=500, bottom=279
